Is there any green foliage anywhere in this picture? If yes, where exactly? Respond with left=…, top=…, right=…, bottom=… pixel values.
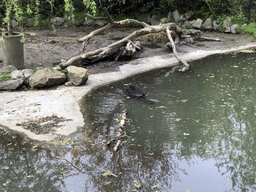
left=0, top=70, right=12, bottom=82
left=32, top=67, right=42, bottom=74
left=217, top=14, right=227, bottom=32
left=56, top=65, right=68, bottom=74
left=73, top=12, right=85, bottom=25
left=241, top=23, right=256, bottom=37
left=93, top=0, right=162, bottom=18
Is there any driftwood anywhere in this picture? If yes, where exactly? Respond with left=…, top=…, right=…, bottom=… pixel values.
left=59, top=8, right=191, bottom=69
left=107, top=108, right=127, bottom=151
left=199, top=36, right=221, bottom=41
left=166, top=27, right=189, bottom=70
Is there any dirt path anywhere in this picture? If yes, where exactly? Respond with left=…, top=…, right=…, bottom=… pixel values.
left=1, top=26, right=255, bottom=74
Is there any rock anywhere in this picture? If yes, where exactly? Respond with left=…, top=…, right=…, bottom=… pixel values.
left=241, top=24, right=247, bottom=29
left=0, top=65, right=18, bottom=76
left=22, top=69, right=33, bottom=78
left=172, top=10, right=181, bottom=23
left=83, top=18, right=94, bottom=26
left=160, top=18, right=168, bottom=23
left=184, top=37, right=194, bottom=44
left=64, top=81, right=73, bottom=86
left=167, top=12, right=174, bottom=22
left=190, top=20, right=196, bottom=25
left=231, top=24, right=239, bottom=34
left=96, top=20, right=107, bottom=27
left=180, top=13, right=191, bottom=21
left=53, top=17, right=65, bottom=26
left=186, top=29, right=203, bottom=40
left=147, top=15, right=159, bottom=25
left=193, top=18, right=203, bottom=29
left=11, top=70, right=24, bottom=79
left=0, top=78, right=24, bottom=91
left=203, top=18, right=213, bottom=30
left=29, top=68, right=66, bottom=88
left=223, top=17, right=232, bottom=33
left=11, top=19, right=18, bottom=28
left=213, top=20, right=219, bottom=31
left=26, top=18, right=36, bottom=25
left=183, top=21, right=193, bottom=29
left=66, top=18, right=76, bottom=25
left=53, top=66, right=61, bottom=71
left=67, top=66, right=88, bottom=86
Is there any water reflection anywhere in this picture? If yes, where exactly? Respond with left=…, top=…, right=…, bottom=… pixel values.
left=1, top=52, right=256, bottom=191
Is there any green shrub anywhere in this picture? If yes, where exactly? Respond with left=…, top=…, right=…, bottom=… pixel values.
left=242, top=24, right=256, bottom=37
left=73, top=12, right=85, bottom=25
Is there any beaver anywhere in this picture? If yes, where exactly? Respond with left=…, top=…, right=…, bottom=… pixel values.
left=126, top=84, right=158, bottom=103
left=126, top=84, right=146, bottom=99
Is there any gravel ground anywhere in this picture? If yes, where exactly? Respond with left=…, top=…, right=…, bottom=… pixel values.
left=1, top=26, right=255, bottom=74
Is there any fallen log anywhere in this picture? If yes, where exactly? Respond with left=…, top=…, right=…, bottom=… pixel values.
left=60, top=23, right=182, bottom=68
left=59, top=8, right=190, bottom=69
left=166, top=27, right=189, bottom=70
left=107, top=108, right=128, bottom=151
left=199, top=36, right=221, bottom=41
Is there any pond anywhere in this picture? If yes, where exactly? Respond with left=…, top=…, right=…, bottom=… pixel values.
left=1, top=51, right=256, bottom=191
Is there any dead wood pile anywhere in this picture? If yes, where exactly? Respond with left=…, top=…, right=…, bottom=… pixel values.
left=60, top=8, right=194, bottom=71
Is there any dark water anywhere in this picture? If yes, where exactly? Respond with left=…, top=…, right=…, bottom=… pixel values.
left=1, top=52, right=256, bottom=192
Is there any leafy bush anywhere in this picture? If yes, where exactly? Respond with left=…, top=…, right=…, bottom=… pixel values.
left=73, top=12, right=85, bottom=25
left=94, top=0, right=162, bottom=18
left=242, top=24, right=256, bottom=37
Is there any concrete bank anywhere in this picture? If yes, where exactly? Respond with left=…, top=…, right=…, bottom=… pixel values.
left=1, top=44, right=256, bottom=141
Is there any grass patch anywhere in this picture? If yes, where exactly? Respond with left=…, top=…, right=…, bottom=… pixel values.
left=0, top=70, right=12, bottom=82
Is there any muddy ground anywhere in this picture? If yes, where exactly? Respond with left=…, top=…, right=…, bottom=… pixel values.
left=1, top=25, right=255, bottom=74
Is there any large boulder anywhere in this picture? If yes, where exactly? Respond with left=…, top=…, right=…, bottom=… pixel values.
left=186, top=29, right=203, bottom=40
left=22, top=69, right=33, bottom=79
left=160, top=18, right=169, bottom=23
left=180, top=13, right=191, bottom=21
left=83, top=18, right=94, bottom=26
left=96, top=20, right=108, bottom=27
left=0, top=65, right=17, bottom=76
left=167, top=12, right=174, bottom=22
left=213, top=20, right=219, bottom=31
left=183, top=20, right=193, bottom=29
left=193, top=18, right=203, bottom=29
left=223, top=17, right=232, bottom=33
left=67, top=66, right=88, bottom=86
left=11, top=70, right=24, bottom=79
left=147, top=15, right=159, bottom=25
left=203, top=18, right=213, bottom=30
left=11, top=19, right=18, bottom=28
left=29, top=68, right=66, bottom=88
left=53, top=17, right=65, bottom=26
left=0, top=78, right=24, bottom=91
left=26, top=18, right=36, bottom=25
left=231, top=24, right=239, bottom=34
left=172, top=10, right=181, bottom=23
